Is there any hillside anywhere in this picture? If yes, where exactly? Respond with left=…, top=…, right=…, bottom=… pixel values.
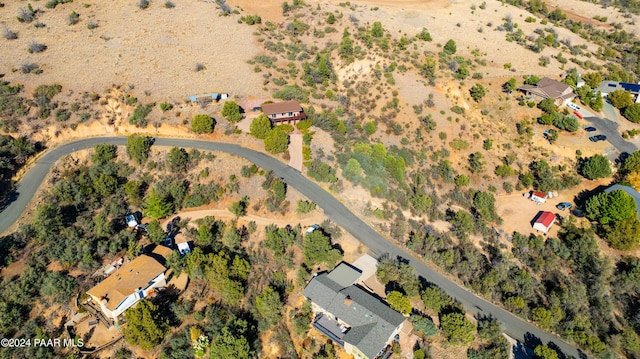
left=2, top=0, right=640, bottom=358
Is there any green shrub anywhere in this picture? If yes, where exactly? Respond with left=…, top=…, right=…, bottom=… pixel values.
left=417, top=28, right=432, bottom=41
left=55, top=108, right=71, bottom=122
left=296, top=200, right=316, bottom=214
left=580, top=154, right=611, bottom=180
left=624, top=103, right=640, bottom=123
left=242, top=15, right=262, bottom=25
left=129, top=104, right=153, bottom=127
left=222, top=101, right=243, bottom=123
left=449, top=139, right=470, bottom=150
left=159, top=102, right=173, bottom=112
left=451, top=105, right=465, bottom=114
left=250, top=114, right=272, bottom=139
left=278, top=124, right=294, bottom=133
left=191, top=114, right=215, bottom=134
left=364, top=121, right=377, bottom=135
left=274, top=85, right=309, bottom=102
left=307, top=159, right=337, bottom=183
left=68, top=11, right=79, bottom=25
left=296, top=119, right=312, bottom=131
left=264, top=127, right=289, bottom=154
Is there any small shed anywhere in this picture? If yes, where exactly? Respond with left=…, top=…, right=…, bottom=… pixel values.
left=530, top=191, right=547, bottom=203
left=533, top=211, right=556, bottom=233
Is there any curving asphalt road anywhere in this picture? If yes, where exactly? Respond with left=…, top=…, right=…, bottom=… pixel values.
left=0, top=137, right=587, bottom=359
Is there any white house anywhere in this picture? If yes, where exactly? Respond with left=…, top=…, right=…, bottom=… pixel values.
left=87, top=247, right=169, bottom=323
left=596, top=81, right=640, bottom=103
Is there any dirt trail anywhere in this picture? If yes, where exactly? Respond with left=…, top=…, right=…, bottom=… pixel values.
left=161, top=207, right=324, bottom=229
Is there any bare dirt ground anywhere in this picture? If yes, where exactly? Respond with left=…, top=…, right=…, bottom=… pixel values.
left=0, top=1, right=266, bottom=103
left=161, top=206, right=326, bottom=229
left=496, top=177, right=611, bottom=239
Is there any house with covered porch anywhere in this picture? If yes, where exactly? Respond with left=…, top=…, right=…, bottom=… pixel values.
left=261, top=100, right=306, bottom=124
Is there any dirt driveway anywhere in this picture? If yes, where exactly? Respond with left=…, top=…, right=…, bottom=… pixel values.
left=288, top=131, right=303, bottom=172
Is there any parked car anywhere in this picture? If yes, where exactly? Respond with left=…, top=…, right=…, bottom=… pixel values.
left=305, top=224, right=320, bottom=234
left=556, top=202, right=573, bottom=211
left=567, top=102, right=580, bottom=110
left=589, top=135, right=607, bottom=142
left=584, top=126, right=596, bottom=132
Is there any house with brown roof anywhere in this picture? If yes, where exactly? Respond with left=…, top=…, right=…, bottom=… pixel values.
left=518, top=77, right=576, bottom=106
left=86, top=246, right=169, bottom=323
left=261, top=100, right=306, bottom=124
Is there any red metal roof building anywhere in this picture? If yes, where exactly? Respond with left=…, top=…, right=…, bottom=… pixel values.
left=533, top=211, right=556, bottom=233
left=530, top=191, right=547, bottom=203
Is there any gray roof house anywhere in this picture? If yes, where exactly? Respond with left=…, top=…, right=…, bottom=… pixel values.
left=596, top=81, right=640, bottom=103
left=604, top=184, right=640, bottom=217
left=518, top=77, right=576, bottom=106
left=302, top=263, right=406, bottom=359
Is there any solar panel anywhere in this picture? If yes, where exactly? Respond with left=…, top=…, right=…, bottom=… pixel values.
left=621, top=83, right=640, bottom=93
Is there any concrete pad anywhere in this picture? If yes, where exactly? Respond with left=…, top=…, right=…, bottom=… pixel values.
left=352, top=254, right=378, bottom=282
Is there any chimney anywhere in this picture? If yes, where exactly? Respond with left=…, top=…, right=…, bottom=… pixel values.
left=344, top=296, right=352, bottom=306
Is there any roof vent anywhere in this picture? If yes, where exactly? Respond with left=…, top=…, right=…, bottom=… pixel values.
left=344, top=296, right=352, bottom=306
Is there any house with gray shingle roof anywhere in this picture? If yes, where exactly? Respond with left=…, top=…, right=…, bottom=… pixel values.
left=302, top=263, right=406, bottom=359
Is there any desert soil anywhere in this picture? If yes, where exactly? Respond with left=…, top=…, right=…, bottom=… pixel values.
left=0, top=1, right=266, bottom=103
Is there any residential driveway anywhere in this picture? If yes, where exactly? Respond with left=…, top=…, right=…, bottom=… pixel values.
left=236, top=112, right=259, bottom=133
left=288, top=131, right=303, bottom=171
left=575, top=103, right=637, bottom=155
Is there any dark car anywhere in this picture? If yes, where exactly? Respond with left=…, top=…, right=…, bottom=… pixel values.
left=589, top=135, right=607, bottom=142
left=556, top=202, right=573, bottom=211
left=584, top=126, right=596, bottom=132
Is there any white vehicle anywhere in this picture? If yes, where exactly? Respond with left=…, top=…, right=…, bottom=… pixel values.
left=306, top=224, right=320, bottom=234
left=567, top=102, right=579, bottom=110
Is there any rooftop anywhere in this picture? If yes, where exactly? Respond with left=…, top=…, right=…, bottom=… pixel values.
left=596, top=81, right=640, bottom=95
left=87, top=254, right=166, bottom=311
left=303, top=267, right=405, bottom=359
left=326, top=262, right=362, bottom=288
left=261, top=101, right=303, bottom=115
left=518, top=77, right=572, bottom=100
left=535, top=211, right=556, bottom=227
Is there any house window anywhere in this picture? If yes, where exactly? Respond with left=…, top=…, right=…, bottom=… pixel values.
left=287, top=112, right=293, bottom=116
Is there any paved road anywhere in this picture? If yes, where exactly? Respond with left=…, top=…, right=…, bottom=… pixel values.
left=0, top=137, right=587, bottom=358
left=577, top=103, right=638, bottom=154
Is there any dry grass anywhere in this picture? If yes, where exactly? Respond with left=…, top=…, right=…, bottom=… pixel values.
left=0, top=0, right=266, bottom=103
